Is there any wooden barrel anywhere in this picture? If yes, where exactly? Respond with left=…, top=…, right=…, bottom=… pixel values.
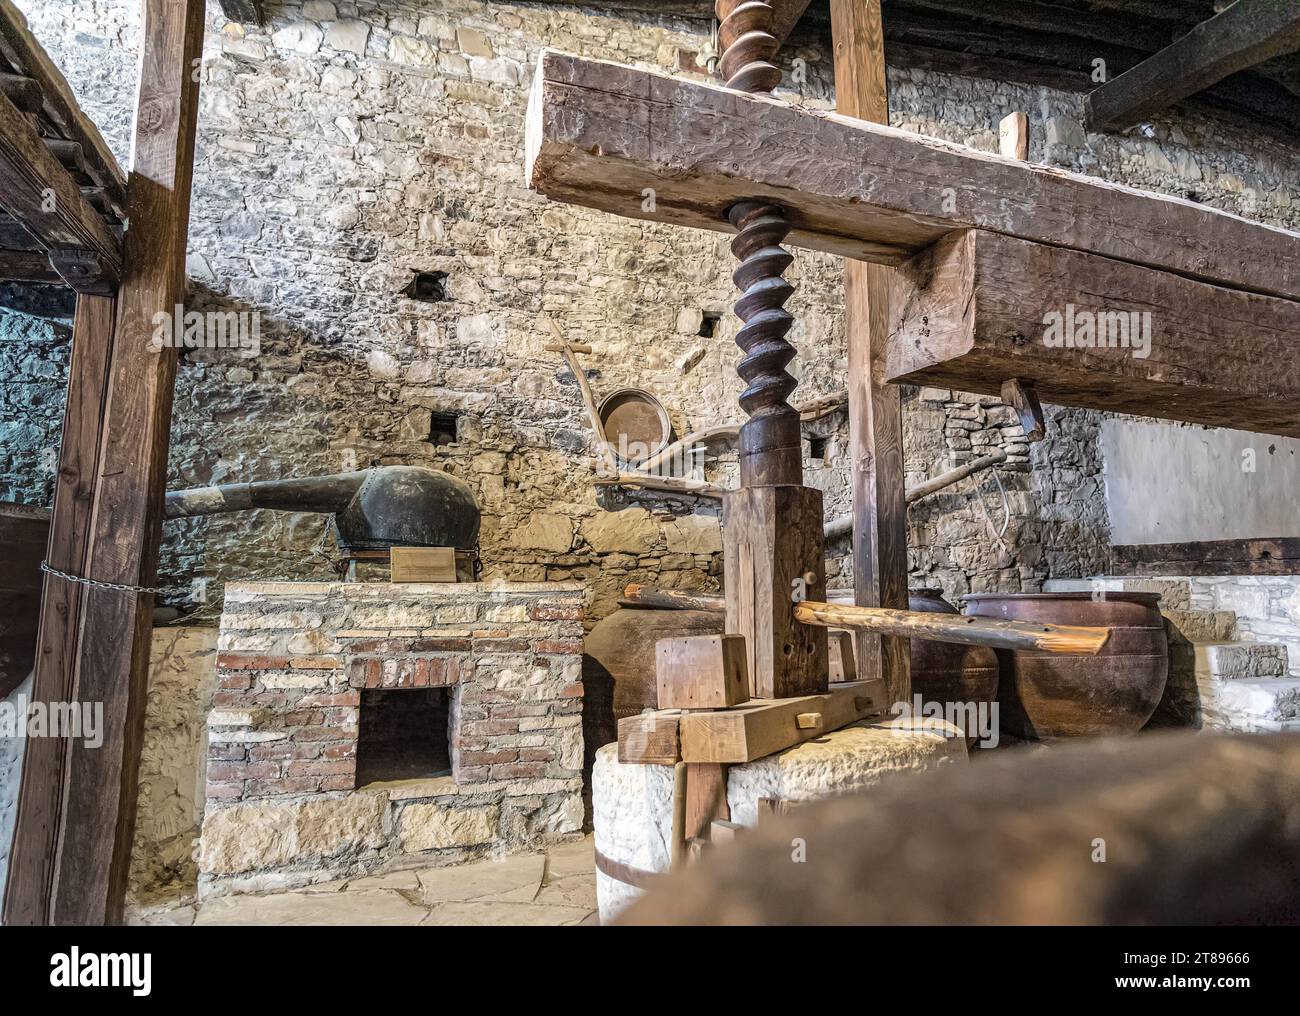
left=908, top=590, right=999, bottom=745
left=961, top=592, right=1168, bottom=741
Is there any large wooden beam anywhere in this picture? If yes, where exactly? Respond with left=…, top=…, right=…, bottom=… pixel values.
left=5, top=0, right=205, bottom=927
left=525, top=50, right=1300, bottom=301
left=0, top=89, right=121, bottom=293
left=829, top=0, right=909, bottom=706
left=885, top=228, right=1300, bottom=440
left=3, top=294, right=116, bottom=926
left=1086, top=0, right=1300, bottom=133
left=0, top=0, right=127, bottom=214
left=1113, top=537, right=1300, bottom=577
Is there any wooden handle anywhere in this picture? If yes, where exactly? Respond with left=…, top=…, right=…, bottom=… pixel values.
left=544, top=341, right=594, bottom=354
left=793, top=601, right=1110, bottom=655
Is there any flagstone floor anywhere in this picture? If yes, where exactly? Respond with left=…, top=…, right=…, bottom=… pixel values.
left=129, top=835, right=598, bottom=927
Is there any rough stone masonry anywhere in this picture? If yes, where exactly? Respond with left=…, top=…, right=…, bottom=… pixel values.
left=199, top=581, right=584, bottom=895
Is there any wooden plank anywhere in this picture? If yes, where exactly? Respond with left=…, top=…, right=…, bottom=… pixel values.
left=3, top=294, right=116, bottom=926
left=829, top=0, right=910, bottom=707
left=656, top=634, right=749, bottom=710
left=793, top=601, right=1111, bottom=654
left=0, top=0, right=127, bottom=212
left=885, top=228, right=1300, bottom=440
left=684, top=762, right=729, bottom=841
left=1086, top=0, right=1300, bottom=133
left=678, top=682, right=877, bottom=763
left=722, top=485, right=828, bottom=700
left=390, top=546, right=457, bottom=583
left=8, top=0, right=205, bottom=927
left=525, top=50, right=1300, bottom=300
left=0, top=249, right=60, bottom=283
left=618, top=710, right=682, bottom=764
left=1112, top=538, right=1300, bottom=576
left=0, top=89, right=121, bottom=293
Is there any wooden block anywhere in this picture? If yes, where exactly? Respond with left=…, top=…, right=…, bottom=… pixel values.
left=886, top=229, right=1300, bottom=440
left=998, top=111, right=1028, bottom=161
left=828, top=629, right=857, bottom=683
left=1000, top=379, right=1046, bottom=442
left=722, top=485, right=829, bottom=700
left=710, top=819, right=745, bottom=846
left=679, top=682, right=876, bottom=763
left=795, top=712, right=824, bottom=731
left=391, top=546, right=457, bottom=583
left=617, top=710, right=680, bottom=764
left=656, top=634, right=749, bottom=710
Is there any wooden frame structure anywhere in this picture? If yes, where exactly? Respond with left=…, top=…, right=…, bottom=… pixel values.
left=3, top=0, right=204, bottom=926
left=527, top=1, right=1300, bottom=841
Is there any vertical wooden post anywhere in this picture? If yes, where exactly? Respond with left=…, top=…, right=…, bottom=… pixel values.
left=830, top=0, right=910, bottom=708
left=5, top=0, right=205, bottom=926
left=3, top=295, right=115, bottom=926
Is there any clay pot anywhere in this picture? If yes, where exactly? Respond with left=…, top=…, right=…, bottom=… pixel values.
left=906, top=590, right=1000, bottom=745
left=961, top=592, right=1169, bottom=742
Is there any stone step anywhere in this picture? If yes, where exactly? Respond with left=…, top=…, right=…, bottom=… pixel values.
left=1197, top=678, right=1300, bottom=732
left=1162, top=609, right=1238, bottom=645
left=1196, top=641, right=1290, bottom=681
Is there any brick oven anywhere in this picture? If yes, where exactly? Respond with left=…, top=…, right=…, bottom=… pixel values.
left=197, top=581, right=585, bottom=896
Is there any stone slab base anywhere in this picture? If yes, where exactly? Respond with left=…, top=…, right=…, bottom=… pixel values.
left=592, top=716, right=966, bottom=923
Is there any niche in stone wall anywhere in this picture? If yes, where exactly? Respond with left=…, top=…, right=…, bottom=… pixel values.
left=401, top=271, right=449, bottom=302
left=354, top=687, right=452, bottom=787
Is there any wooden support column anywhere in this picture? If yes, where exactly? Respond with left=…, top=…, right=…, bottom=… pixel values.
left=5, top=0, right=205, bottom=926
left=830, top=0, right=909, bottom=707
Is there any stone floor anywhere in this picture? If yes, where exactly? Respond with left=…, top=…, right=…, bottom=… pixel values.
left=129, top=836, right=598, bottom=927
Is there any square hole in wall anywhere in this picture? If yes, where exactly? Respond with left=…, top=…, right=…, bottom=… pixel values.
left=430, top=411, right=458, bottom=445
left=809, top=435, right=829, bottom=462
left=698, top=310, right=723, bottom=338
left=355, top=687, right=452, bottom=787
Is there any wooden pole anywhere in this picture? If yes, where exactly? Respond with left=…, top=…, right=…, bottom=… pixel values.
left=5, top=0, right=205, bottom=926
left=793, top=601, right=1110, bottom=655
left=830, top=0, right=910, bottom=706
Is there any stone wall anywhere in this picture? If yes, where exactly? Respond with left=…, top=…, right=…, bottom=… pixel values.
left=5, top=0, right=1300, bottom=620
left=198, top=580, right=584, bottom=895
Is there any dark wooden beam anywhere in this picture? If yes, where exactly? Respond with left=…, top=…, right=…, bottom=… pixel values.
left=0, top=248, right=61, bottom=283
left=772, top=1, right=814, bottom=44
left=525, top=51, right=1300, bottom=300
left=5, top=0, right=205, bottom=927
left=0, top=89, right=121, bottom=293
left=886, top=228, right=1300, bottom=440
left=218, top=0, right=264, bottom=25
left=830, top=0, right=908, bottom=706
left=1113, top=538, right=1300, bottom=576
left=1086, top=0, right=1300, bottom=132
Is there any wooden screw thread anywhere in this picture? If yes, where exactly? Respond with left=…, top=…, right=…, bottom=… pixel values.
left=729, top=201, right=801, bottom=486
left=716, top=1, right=783, bottom=93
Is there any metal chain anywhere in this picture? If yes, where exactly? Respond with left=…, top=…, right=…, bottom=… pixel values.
left=40, top=561, right=192, bottom=596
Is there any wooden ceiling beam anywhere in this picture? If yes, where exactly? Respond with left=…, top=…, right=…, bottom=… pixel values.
left=0, top=0, right=127, bottom=214
left=0, top=88, right=121, bottom=294
left=1086, top=0, right=1300, bottom=132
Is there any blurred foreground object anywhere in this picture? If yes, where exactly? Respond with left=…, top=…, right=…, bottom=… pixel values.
left=619, top=732, right=1300, bottom=925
